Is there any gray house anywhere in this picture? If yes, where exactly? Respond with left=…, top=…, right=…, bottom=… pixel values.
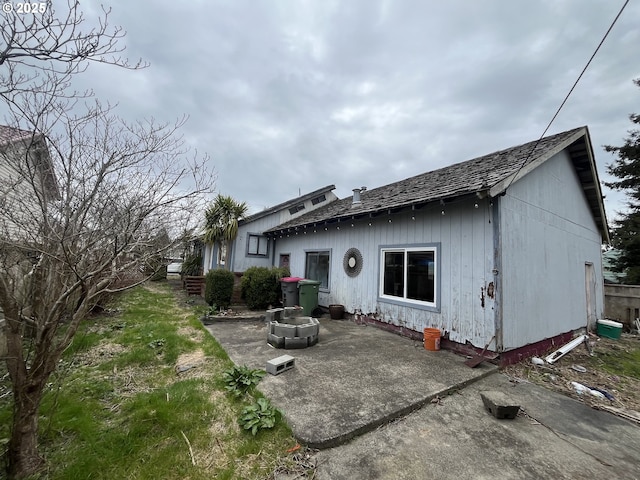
left=263, top=126, right=609, bottom=363
left=203, top=185, right=339, bottom=274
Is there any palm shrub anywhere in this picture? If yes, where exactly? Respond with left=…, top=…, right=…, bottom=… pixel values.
left=241, top=266, right=290, bottom=309
left=181, top=253, right=202, bottom=276
left=205, top=269, right=235, bottom=309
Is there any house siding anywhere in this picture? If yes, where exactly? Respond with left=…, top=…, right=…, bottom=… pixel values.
left=204, top=190, right=338, bottom=274
left=499, top=150, right=603, bottom=350
left=274, top=197, right=496, bottom=348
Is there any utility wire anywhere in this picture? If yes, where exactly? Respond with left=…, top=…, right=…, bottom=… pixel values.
left=504, top=0, right=630, bottom=191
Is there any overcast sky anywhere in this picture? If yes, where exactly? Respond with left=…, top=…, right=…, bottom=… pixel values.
left=67, top=1, right=640, bottom=222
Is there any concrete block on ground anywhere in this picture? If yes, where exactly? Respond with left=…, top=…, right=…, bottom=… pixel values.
left=273, top=323, right=297, bottom=338
left=266, top=354, right=295, bottom=375
left=480, top=391, right=520, bottom=419
left=284, top=306, right=304, bottom=318
left=296, top=323, right=320, bottom=337
left=285, top=336, right=309, bottom=349
left=308, top=333, right=319, bottom=346
left=266, top=308, right=283, bottom=322
left=267, top=332, right=285, bottom=348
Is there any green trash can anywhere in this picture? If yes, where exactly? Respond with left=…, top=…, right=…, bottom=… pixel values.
left=298, top=279, right=321, bottom=316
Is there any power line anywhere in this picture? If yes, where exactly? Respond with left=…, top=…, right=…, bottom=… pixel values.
left=504, top=0, right=630, bottom=191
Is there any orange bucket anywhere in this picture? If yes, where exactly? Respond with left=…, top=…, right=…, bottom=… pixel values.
left=423, top=328, right=441, bottom=351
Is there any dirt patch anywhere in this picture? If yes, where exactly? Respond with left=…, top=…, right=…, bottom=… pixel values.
left=177, top=349, right=206, bottom=367
left=73, top=342, right=127, bottom=367
left=504, top=333, right=640, bottom=413
left=177, top=326, right=204, bottom=342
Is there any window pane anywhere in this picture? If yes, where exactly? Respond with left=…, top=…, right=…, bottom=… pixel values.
left=305, top=251, right=330, bottom=288
left=257, top=236, right=268, bottom=255
left=407, top=251, right=435, bottom=302
left=383, top=251, right=404, bottom=297
left=248, top=235, right=258, bottom=255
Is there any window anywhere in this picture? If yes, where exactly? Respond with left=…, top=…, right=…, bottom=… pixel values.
left=379, top=245, right=438, bottom=309
left=311, top=194, right=326, bottom=205
left=247, top=234, right=268, bottom=256
left=288, top=203, right=305, bottom=215
left=305, top=250, right=330, bottom=289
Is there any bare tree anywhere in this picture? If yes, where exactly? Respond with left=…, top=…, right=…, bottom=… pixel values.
left=0, top=2, right=214, bottom=478
left=1, top=0, right=145, bottom=97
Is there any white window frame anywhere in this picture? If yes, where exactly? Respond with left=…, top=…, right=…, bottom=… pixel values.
left=247, top=233, right=269, bottom=257
left=378, top=244, right=439, bottom=311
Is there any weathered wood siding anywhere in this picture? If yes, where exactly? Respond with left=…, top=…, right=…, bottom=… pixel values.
left=232, top=215, right=279, bottom=272
left=274, top=198, right=496, bottom=348
left=499, top=150, right=603, bottom=350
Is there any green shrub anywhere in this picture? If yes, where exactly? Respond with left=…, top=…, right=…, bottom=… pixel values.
left=241, top=266, right=290, bottom=310
left=205, top=269, right=235, bottom=308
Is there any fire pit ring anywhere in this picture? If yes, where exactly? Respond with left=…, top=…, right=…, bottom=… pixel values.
left=267, top=316, right=320, bottom=349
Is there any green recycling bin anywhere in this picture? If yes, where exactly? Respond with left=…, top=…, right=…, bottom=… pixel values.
left=298, top=279, right=321, bottom=316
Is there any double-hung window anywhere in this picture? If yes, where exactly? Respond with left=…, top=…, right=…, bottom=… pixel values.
left=379, top=244, right=438, bottom=309
left=247, top=234, right=268, bottom=257
left=305, top=250, right=330, bottom=290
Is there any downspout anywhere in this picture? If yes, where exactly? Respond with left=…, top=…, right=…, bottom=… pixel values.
left=492, top=198, right=504, bottom=352
left=271, top=236, right=276, bottom=267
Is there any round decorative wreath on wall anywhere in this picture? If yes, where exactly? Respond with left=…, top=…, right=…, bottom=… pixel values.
left=343, top=248, right=363, bottom=277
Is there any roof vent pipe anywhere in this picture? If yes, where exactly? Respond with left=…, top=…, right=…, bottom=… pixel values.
left=352, top=186, right=366, bottom=206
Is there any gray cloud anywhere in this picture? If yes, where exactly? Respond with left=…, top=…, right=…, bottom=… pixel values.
left=51, top=1, right=640, bottom=223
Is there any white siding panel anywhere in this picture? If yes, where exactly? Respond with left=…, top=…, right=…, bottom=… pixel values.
left=274, top=198, right=496, bottom=348
left=500, top=150, right=604, bottom=350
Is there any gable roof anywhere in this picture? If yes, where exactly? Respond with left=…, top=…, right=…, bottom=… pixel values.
left=240, top=184, right=336, bottom=224
left=265, top=126, right=609, bottom=242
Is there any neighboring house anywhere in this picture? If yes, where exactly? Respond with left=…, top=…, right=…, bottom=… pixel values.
left=202, top=185, right=338, bottom=274
left=0, top=125, right=58, bottom=237
left=0, top=125, right=58, bottom=353
left=263, top=126, right=609, bottom=364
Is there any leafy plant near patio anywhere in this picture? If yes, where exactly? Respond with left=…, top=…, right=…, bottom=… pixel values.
left=239, top=397, right=279, bottom=435
left=223, top=365, right=266, bottom=398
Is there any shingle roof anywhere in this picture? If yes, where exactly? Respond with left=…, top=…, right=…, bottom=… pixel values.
left=240, top=184, right=336, bottom=224
left=0, top=125, right=37, bottom=147
left=265, top=126, right=608, bottom=240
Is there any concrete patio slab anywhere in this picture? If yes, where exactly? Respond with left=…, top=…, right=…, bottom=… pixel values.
left=204, top=317, right=496, bottom=448
left=313, top=372, right=640, bottom=479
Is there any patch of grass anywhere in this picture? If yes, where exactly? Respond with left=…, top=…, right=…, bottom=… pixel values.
left=593, top=344, right=640, bottom=380
left=63, top=330, right=103, bottom=358
left=0, top=282, right=298, bottom=479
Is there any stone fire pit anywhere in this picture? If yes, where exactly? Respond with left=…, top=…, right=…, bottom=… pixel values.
left=266, top=307, right=320, bottom=349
